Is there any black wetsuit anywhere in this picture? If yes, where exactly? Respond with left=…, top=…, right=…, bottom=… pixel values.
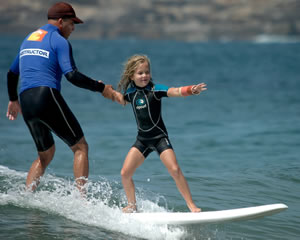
left=7, top=24, right=104, bottom=151
left=125, top=82, right=173, bottom=157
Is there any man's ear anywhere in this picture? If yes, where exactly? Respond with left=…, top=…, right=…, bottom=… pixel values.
left=57, top=18, right=64, bottom=25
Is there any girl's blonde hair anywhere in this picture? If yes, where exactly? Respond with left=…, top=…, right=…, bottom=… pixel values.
left=118, top=55, right=151, bottom=94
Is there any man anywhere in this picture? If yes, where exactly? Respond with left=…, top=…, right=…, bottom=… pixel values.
left=6, top=2, right=124, bottom=192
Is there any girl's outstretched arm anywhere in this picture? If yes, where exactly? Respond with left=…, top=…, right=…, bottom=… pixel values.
left=167, top=83, right=207, bottom=97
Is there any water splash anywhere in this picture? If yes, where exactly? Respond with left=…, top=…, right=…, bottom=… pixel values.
left=0, top=165, right=186, bottom=239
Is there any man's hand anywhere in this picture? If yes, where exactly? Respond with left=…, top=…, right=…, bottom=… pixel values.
left=112, top=91, right=126, bottom=105
left=102, top=84, right=114, bottom=99
left=102, top=84, right=126, bottom=105
left=7, top=100, right=21, bottom=120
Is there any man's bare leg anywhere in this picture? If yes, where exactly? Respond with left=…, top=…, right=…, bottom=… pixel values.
left=71, top=137, right=89, bottom=193
left=26, top=144, right=55, bottom=191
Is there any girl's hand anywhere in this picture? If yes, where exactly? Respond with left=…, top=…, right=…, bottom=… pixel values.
left=191, top=83, right=207, bottom=95
left=168, top=83, right=207, bottom=97
left=113, top=91, right=126, bottom=105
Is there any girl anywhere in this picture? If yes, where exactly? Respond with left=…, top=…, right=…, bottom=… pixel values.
left=118, top=55, right=207, bottom=213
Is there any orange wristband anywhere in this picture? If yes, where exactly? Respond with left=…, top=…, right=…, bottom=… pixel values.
left=180, top=85, right=193, bottom=96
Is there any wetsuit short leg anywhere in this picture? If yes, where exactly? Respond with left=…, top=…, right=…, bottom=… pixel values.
left=133, top=137, right=173, bottom=158
left=20, top=86, right=84, bottom=152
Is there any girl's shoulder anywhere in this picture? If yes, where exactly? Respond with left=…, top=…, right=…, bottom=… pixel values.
left=125, top=85, right=136, bottom=95
left=153, top=83, right=169, bottom=92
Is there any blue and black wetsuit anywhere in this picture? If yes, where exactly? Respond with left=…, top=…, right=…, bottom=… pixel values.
left=125, top=82, right=173, bottom=158
left=7, top=24, right=104, bottom=151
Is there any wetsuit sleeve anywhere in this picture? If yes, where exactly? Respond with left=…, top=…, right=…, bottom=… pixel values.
left=7, top=70, right=19, bottom=101
left=124, top=86, right=136, bottom=102
left=154, top=84, right=169, bottom=99
left=65, top=70, right=105, bottom=92
left=124, top=93, right=130, bottom=102
left=55, top=36, right=77, bottom=74
left=53, top=34, right=105, bottom=92
left=7, top=55, right=20, bottom=101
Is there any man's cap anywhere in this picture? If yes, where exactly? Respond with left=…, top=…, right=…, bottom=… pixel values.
left=47, top=2, right=83, bottom=24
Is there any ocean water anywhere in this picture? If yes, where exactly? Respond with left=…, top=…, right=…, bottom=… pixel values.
left=0, top=36, right=299, bottom=240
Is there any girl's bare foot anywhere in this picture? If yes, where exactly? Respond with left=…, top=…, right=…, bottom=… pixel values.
left=190, top=206, right=201, bottom=212
left=188, top=203, right=202, bottom=212
left=122, top=203, right=137, bottom=213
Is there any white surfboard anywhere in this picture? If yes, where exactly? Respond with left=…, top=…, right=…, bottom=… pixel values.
left=129, top=203, right=288, bottom=225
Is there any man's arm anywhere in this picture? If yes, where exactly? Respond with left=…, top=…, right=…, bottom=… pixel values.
left=65, top=70, right=125, bottom=104
left=65, top=70, right=105, bottom=92
left=7, top=70, right=21, bottom=120
left=7, top=70, right=19, bottom=101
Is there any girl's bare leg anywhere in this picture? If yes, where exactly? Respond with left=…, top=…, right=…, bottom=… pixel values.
left=120, top=147, right=145, bottom=212
left=160, top=149, right=201, bottom=212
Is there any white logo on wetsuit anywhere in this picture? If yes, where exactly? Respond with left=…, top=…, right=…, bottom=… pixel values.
left=136, top=98, right=146, bottom=110
left=20, top=48, right=50, bottom=59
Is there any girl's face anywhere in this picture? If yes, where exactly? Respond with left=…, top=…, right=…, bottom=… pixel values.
left=131, top=62, right=151, bottom=88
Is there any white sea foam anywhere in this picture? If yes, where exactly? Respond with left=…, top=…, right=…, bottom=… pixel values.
left=0, top=165, right=185, bottom=240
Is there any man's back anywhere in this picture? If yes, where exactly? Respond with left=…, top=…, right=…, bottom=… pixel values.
left=12, top=24, right=75, bottom=93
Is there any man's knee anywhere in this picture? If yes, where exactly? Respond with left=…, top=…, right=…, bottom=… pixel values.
left=71, top=137, right=88, bottom=153
left=38, top=144, right=55, bottom=166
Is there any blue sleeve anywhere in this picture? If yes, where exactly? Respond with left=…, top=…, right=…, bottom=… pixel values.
left=154, top=84, right=169, bottom=98
left=52, top=34, right=76, bottom=75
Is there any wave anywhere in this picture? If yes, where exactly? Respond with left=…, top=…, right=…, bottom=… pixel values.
left=0, top=165, right=187, bottom=240
left=253, top=34, right=300, bottom=44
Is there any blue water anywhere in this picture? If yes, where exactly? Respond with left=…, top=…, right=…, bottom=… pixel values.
left=1, top=36, right=299, bottom=239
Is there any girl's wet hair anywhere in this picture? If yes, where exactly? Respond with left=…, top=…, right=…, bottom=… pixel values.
left=118, top=55, right=151, bottom=95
